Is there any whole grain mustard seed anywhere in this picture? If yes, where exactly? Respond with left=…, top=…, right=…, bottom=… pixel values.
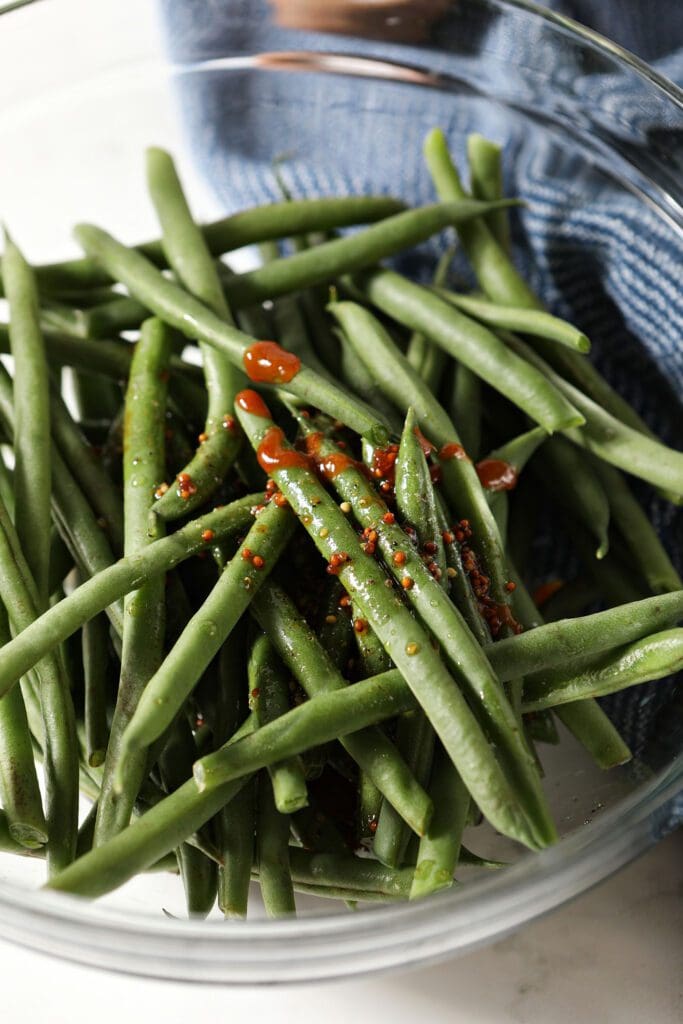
left=405, top=642, right=420, bottom=656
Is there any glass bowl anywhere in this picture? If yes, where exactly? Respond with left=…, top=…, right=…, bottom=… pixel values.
left=0, top=0, right=681, bottom=984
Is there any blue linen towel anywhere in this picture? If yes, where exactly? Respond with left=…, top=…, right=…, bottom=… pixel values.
left=159, top=1, right=683, bottom=832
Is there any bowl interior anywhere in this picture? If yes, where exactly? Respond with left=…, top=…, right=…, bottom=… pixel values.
left=0, top=0, right=681, bottom=983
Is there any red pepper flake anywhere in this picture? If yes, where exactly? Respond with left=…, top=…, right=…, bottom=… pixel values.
left=273, top=493, right=289, bottom=508
left=475, top=458, right=518, bottom=492
left=339, top=594, right=352, bottom=608
left=353, top=618, right=368, bottom=633
left=533, top=579, right=564, bottom=607
left=198, top=431, right=209, bottom=444
left=154, top=482, right=169, bottom=499
left=505, top=580, right=517, bottom=593
left=176, top=472, right=198, bottom=500
left=442, top=530, right=455, bottom=544
left=423, top=541, right=438, bottom=555
left=427, top=562, right=442, bottom=581
left=201, top=529, right=215, bottom=543
left=222, top=414, right=237, bottom=431
left=251, top=687, right=260, bottom=700
left=438, top=442, right=470, bottom=462
left=327, top=551, right=350, bottom=576
left=251, top=554, right=265, bottom=570
left=241, top=547, right=253, bottom=561
left=382, top=511, right=395, bottom=525
left=243, top=340, right=301, bottom=384
left=392, top=550, right=407, bottom=566
left=401, top=576, right=414, bottom=590
left=369, top=819, right=378, bottom=834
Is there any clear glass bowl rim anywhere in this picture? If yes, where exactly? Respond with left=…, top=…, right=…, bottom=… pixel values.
left=0, top=0, right=681, bottom=983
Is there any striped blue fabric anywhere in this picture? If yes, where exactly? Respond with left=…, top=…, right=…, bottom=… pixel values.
left=160, top=0, right=683, bottom=832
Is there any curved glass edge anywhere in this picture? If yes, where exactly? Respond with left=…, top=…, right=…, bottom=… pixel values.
left=0, top=0, right=680, bottom=984
left=0, top=756, right=679, bottom=983
left=506, top=0, right=683, bottom=105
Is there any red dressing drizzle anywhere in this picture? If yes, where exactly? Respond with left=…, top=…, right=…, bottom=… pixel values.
left=243, top=341, right=301, bottom=384
left=475, top=458, right=518, bottom=492
left=257, top=426, right=310, bottom=474
left=438, top=442, right=470, bottom=462
left=235, top=389, right=272, bottom=418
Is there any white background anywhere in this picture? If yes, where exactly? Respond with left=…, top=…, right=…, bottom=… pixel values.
left=0, top=2, right=681, bottom=1020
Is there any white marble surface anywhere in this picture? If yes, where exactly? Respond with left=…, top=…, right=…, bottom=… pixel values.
left=0, top=1, right=681, bottom=1020
left=1, top=831, right=681, bottom=1023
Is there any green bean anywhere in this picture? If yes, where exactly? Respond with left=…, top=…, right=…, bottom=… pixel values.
left=535, top=435, right=610, bottom=559
left=256, top=773, right=296, bottom=918
left=221, top=200, right=520, bottom=307
left=2, top=230, right=51, bottom=607
left=0, top=494, right=260, bottom=696
left=354, top=272, right=583, bottom=435
left=293, top=414, right=552, bottom=845
left=410, top=743, right=469, bottom=898
left=82, top=613, right=110, bottom=768
left=318, top=579, right=354, bottom=671
left=395, top=407, right=447, bottom=587
left=434, top=289, right=590, bottom=353
left=373, top=707, right=435, bottom=868
left=350, top=598, right=390, bottom=842
left=0, top=605, right=47, bottom=848
left=503, top=332, right=683, bottom=495
left=46, top=774, right=249, bottom=898
left=158, top=718, right=218, bottom=917
left=236, top=399, right=545, bottom=848
left=467, top=133, right=511, bottom=252
left=503, top=565, right=631, bottom=770
left=95, top=318, right=171, bottom=846
left=46, top=668, right=411, bottom=898
left=522, top=628, right=683, bottom=712
left=480, top=426, right=547, bottom=540
left=214, top=626, right=254, bottom=919
left=147, top=148, right=244, bottom=520
left=73, top=224, right=389, bottom=445
left=250, top=634, right=308, bottom=814
left=487, top=591, right=683, bottom=681
left=282, top=847, right=414, bottom=900
left=49, top=443, right=124, bottom=634
left=553, top=701, right=631, bottom=769
left=218, top=779, right=255, bottom=919
left=330, top=300, right=511, bottom=605
left=591, top=461, right=682, bottom=595
left=49, top=389, right=124, bottom=554
left=405, top=248, right=454, bottom=392
left=273, top=293, right=331, bottom=380
left=423, top=128, right=539, bottom=308
left=251, top=582, right=432, bottom=837
left=337, top=330, right=402, bottom=434
left=424, top=128, right=683, bottom=502
left=42, top=295, right=149, bottom=339
left=374, top=408, right=442, bottom=865
left=113, top=501, right=296, bottom=773
left=299, top=287, right=342, bottom=377
left=0, top=495, right=78, bottom=873
left=450, top=363, right=482, bottom=460
left=435, top=497, right=489, bottom=643
left=195, top=667, right=419, bottom=794
left=13, top=197, right=406, bottom=292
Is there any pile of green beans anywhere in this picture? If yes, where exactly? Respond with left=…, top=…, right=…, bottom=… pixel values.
left=0, top=134, right=681, bottom=918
